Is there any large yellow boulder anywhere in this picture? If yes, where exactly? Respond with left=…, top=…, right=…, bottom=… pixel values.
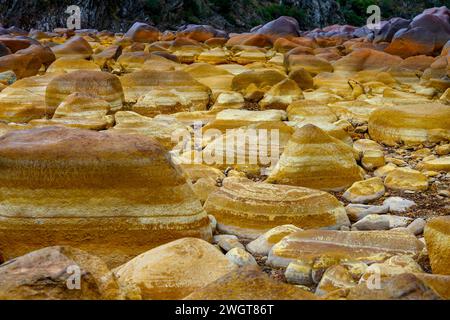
left=424, top=216, right=450, bottom=275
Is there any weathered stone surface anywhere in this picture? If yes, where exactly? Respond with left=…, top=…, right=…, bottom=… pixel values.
left=51, top=36, right=93, bottom=59
left=120, top=70, right=210, bottom=109
left=113, top=238, right=236, bottom=300
left=345, top=204, right=389, bottom=222
left=415, top=273, right=450, bottom=299
left=204, top=177, right=349, bottom=239
left=124, top=22, right=160, bottom=43
left=46, top=70, right=124, bottom=112
left=361, top=150, right=385, bottom=171
left=315, top=265, right=356, bottom=296
left=231, top=69, right=286, bottom=101
left=374, top=163, right=398, bottom=178
left=47, top=57, right=101, bottom=73
left=184, top=266, right=316, bottom=300
left=225, top=247, right=257, bottom=267
left=424, top=216, right=450, bottom=275
left=359, top=255, right=423, bottom=284
left=132, top=89, right=193, bottom=117
left=343, top=177, right=385, bottom=203
left=267, top=229, right=424, bottom=268
left=368, top=104, right=450, bottom=146
left=267, top=124, right=363, bottom=191
left=0, top=127, right=212, bottom=267
left=247, top=225, right=302, bottom=256
left=384, top=168, right=429, bottom=191
left=353, top=214, right=413, bottom=231
left=383, top=197, right=416, bottom=213
left=418, top=156, right=450, bottom=172
left=0, top=246, right=121, bottom=300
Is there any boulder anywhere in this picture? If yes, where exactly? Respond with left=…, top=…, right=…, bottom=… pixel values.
left=113, top=238, right=236, bottom=300
left=51, top=36, right=93, bottom=59
left=384, top=167, right=429, bottom=191
left=424, top=216, right=450, bottom=275
left=124, top=22, right=160, bottom=43
left=204, top=177, right=349, bottom=239
left=0, top=127, right=212, bottom=267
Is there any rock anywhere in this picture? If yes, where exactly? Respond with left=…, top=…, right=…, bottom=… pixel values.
left=360, top=255, right=423, bottom=285
left=287, top=54, right=333, bottom=75
left=424, top=216, right=450, bottom=275
left=253, top=16, right=300, bottom=37
left=436, top=144, right=450, bottom=156
left=132, top=89, right=193, bottom=117
left=0, top=127, right=212, bottom=267
left=352, top=214, right=413, bottom=231
left=340, top=273, right=441, bottom=300
left=383, top=197, right=416, bottom=213
left=210, top=92, right=245, bottom=111
left=191, top=177, right=219, bottom=204
left=46, top=70, right=124, bottom=112
left=361, top=150, right=385, bottom=171
left=47, top=57, right=101, bottom=73
left=418, top=156, right=450, bottom=172
left=343, top=177, right=385, bottom=203
left=0, top=70, right=16, bottom=85
left=120, top=70, right=210, bottom=109
left=368, top=104, right=450, bottom=146
left=0, top=246, right=121, bottom=300
left=374, top=163, right=398, bottom=178
left=231, top=69, right=286, bottom=101
left=246, top=225, right=302, bottom=256
left=184, top=266, right=316, bottom=300
left=204, top=177, right=350, bottom=239
left=407, top=218, right=427, bottom=236
left=353, top=139, right=383, bottom=156
left=339, top=260, right=368, bottom=281
left=0, top=73, right=58, bottom=122
left=110, top=111, right=190, bottom=150
left=288, top=68, right=314, bottom=90
left=345, top=204, right=389, bottom=222
left=374, top=17, right=411, bottom=43
left=177, top=24, right=226, bottom=42
left=225, top=248, right=257, bottom=267
left=208, top=214, right=217, bottom=232
left=415, top=273, right=450, bottom=299
left=0, top=52, right=41, bottom=79
left=285, top=260, right=313, bottom=286
left=315, top=265, right=356, bottom=296
left=267, top=229, right=424, bottom=268
left=259, top=78, right=303, bottom=110
left=51, top=36, right=93, bottom=59
left=384, top=167, right=429, bottom=191
left=124, top=22, right=160, bottom=43
left=113, top=238, right=236, bottom=300
left=334, top=48, right=402, bottom=73
left=267, top=124, right=363, bottom=191
left=286, top=100, right=337, bottom=123
left=214, top=234, right=244, bottom=252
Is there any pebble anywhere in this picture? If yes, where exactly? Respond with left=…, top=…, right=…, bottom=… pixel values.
left=383, top=196, right=416, bottom=213
left=406, top=218, right=426, bottom=235
left=345, top=203, right=389, bottom=222
left=213, top=235, right=244, bottom=252
left=352, top=214, right=413, bottom=230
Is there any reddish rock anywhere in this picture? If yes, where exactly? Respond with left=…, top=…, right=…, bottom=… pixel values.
left=124, top=22, right=160, bottom=43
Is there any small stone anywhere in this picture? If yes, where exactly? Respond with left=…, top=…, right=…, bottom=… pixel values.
left=422, top=171, right=440, bottom=177
left=246, top=225, right=302, bottom=256
left=227, top=170, right=246, bottom=178
left=353, top=139, right=383, bottom=156
left=436, top=144, right=450, bottom=156
left=418, top=156, right=450, bottom=172
left=361, top=150, right=385, bottom=171
left=339, top=260, right=368, bottom=280
left=384, top=168, right=429, bottom=191
left=360, top=255, right=423, bottom=283
left=438, top=190, right=450, bottom=197
left=0, top=70, right=17, bottom=85
left=345, top=203, right=389, bottom=222
left=214, top=235, right=244, bottom=252
left=411, top=148, right=432, bottom=159
left=385, top=157, right=407, bottom=167
left=315, top=265, right=356, bottom=296
left=406, top=218, right=426, bottom=236
left=225, top=248, right=257, bottom=267
left=352, top=214, right=413, bottom=230
left=285, top=260, right=313, bottom=286
left=354, top=125, right=368, bottom=133
left=383, top=196, right=416, bottom=213
left=343, top=177, right=385, bottom=203
left=374, top=163, right=397, bottom=178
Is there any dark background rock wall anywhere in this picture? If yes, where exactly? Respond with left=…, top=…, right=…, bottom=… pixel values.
left=0, top=0, right=448, bottom=32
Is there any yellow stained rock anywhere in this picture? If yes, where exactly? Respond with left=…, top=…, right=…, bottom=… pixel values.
left=424, top=216, right=450, bottom=275
left=109, top=111, right=190, bottom=150
left=267, top=124, right=363, bottom=191
left=51, top=36, right=93, bottom=59
left=47, top=57, right=101, bottom=73
left=287, top=100, right=337, bottom=123
left=120, top=70, right=211, bottom=109
left=417, top=156, right=450, bottom=172
left=0, top=127, right=212, bottom=267
left=368, top=104, right=450, bottom=146
left=267, top=230, right=424, bottom=268
left=132, top=89, right=193, bottom=117
left=259, top=78, right=303, bottom=110
left=342, top=177, right=385, bottom=204
left=315, top=265, right=356, bottom=296
left=113, top=238, right=236, bottom=300
left=204, top=177, right=350, bottom=239
left=384, top=167, right=429, bottom=191
left=361, top=150, right=385, bottom=171
left=46, top=70, right=124, bottom=112
left=246, top=225, right=303, bottom=256
left=184, top=266, right=316, bottom=300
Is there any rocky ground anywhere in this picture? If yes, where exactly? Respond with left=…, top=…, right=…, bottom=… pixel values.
left=0, top=6, right=449, bottom=300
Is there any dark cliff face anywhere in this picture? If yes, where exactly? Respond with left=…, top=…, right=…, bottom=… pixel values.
left=0, top=0, right=345, bottom=32
left=0, top=0, right=447, bottom=33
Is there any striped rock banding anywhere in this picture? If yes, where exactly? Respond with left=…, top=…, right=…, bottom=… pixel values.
left=0, top=126, right=212, bottom=267
left=204, top=177, right=350, bottom=239
left=267, top=229, right=424, bottom=268
left=45, top=70, right=125, bottom=112
left=267, top=124, right=363, bottom=191
left=120, top=70, right=211, bottom=110
left=368, top=103, right=450, bottom=146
